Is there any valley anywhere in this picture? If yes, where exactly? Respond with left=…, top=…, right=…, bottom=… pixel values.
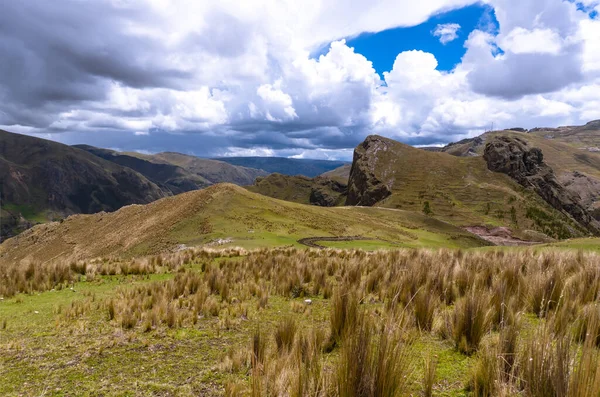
left=2, top=121, right=600, bottom=397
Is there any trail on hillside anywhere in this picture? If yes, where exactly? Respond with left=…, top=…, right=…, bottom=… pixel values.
left=297, top=236, right=386, bottom=248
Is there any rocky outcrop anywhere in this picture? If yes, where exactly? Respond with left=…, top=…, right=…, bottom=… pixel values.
left=309, top=178, right=346, bottom=207
left=346, top=136, right=393, bottom=206
left=484, top=136, right=600, bottom=234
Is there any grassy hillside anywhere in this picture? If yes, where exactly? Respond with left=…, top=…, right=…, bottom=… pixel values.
left=320, top=163, right=351, bottom=184
left=247, top=173, right=346, bottom=206
left=154, top=152, right=267, bottom=185
left=0, top=184, right=487, bottom=265
left=0, top=130, right=167, bottom=241
left=215, top=157, right=349, bottom=177
left=76, top=146, right=268, bottom=187
left=348, top=135, right=588, bottom=240
left=74, top=145, right=210, bottom=194
left=439, top=130, right=600, bottom=217
left=528, top=119, right=600, bottom=149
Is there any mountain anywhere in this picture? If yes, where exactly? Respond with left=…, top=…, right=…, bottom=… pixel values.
left=73, top=145, right=210, bottom=194
left=0, top=184, right=487, bottom=264
left=0, top=130, right=167, bottom=241
left=247, top=173, right=347, bottom=207
left=435, top=124, right=600, bottom=221
left=152, top=152, right=267, bottom=185
left=214, top=157, right=349, bottom=177
left=74, top=147, right=268, bottom=189
left=347, top=135, right=592, bottom=240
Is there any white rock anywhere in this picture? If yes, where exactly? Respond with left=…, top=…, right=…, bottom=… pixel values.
left=304, top=299, right=312, bottom=305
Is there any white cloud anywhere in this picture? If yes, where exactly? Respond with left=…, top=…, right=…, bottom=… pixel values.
left=2, top=0, right=600, bottom=159
left=499, top=27, right=564, bottom=54
left=432, top=23, right=461, bottom=44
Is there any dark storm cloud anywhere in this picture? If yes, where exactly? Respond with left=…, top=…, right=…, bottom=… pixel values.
left=0, top=1, right=189, bottom=113
left=467, top=45, right=585, bottom=99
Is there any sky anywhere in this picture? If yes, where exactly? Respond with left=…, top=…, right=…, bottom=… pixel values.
left=1, top=0, right=600, bottom=160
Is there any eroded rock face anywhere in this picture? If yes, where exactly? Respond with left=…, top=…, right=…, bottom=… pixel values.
left=484, top=136, right=600, bottom=234
left=346, top=136, right=393, bottom=206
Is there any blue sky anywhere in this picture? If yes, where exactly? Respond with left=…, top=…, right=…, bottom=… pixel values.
left=345, top=4, right=499, bottom=74
left=2, top=0, right=600, bottom=159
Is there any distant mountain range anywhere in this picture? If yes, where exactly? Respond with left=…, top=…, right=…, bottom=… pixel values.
left=214, top=157, right=349, bottom=177
left=0, top=129, right=350, bottom=240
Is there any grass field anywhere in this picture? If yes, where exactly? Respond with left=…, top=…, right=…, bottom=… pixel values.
left=2, top=247, right=600, bottom=396
left=0, top=184, right=486, bottom=265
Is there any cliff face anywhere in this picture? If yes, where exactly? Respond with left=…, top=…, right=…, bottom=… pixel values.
left=346, top=136, right=393, bottom=206
left=483, top=136, right=600, bottom=234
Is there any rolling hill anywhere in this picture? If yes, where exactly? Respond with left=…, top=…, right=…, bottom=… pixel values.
left=75, top=146, right=268, bottom=189
left=247, top=173, right=347, bottom=206
left=0, top=130, right=167, bottom=241
left=74, top=145, right=211, bottom=194
left=153, top=152, right=267, bottom=185
left=214, top=157, right=349, bottom=177
left=0, top=184, right=488, bottom=265
left=346, top=135, right=592, bottom=240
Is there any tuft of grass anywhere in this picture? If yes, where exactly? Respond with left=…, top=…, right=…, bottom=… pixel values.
left=452, top=291, right=492, bottom=355
left=274, top=317, right=298, bottom=354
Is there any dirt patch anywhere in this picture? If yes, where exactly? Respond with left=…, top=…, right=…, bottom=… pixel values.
left=298, top=236, right=384, bottom=249
left=465, top=226, right=539, bottom=246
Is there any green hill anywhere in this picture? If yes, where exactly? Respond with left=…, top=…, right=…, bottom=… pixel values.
left=438, top=129, right=600, bottom=220
left=320, top=164, right=351, bottom=184
left=0, top=184, right=487, bottom=264
left=0, top=130, right=167, bottom=241
left=247, top=173, right=347, bottom=206
left=347, top=135, right=590, bottom=240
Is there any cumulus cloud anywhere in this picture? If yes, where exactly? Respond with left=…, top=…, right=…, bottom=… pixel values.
left=432, top=23, right=461, bottom=44
left=0, top=0, right=600, bottom=159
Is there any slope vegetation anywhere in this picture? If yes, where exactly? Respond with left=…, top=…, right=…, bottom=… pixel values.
left=154, top=152, right=267, bottom=185
left=247, top=173, right=347, bottom=206
left=0, top=184, right=487, bottom=264
left=347, top=135, right=589, bottom=240
left=0, top=130, right=166, bottom=240
left=75, top=147, right=267, bottom=188
left=320, top=163, right=351, bottom=184
left=74, top=145, right=210, bottom=194
left=439, top=129, right=600, bottom=219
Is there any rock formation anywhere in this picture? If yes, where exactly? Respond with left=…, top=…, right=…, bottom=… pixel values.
left=346, top=136, right=393, bottom=206
left=483, top=136, right=600, bottom=234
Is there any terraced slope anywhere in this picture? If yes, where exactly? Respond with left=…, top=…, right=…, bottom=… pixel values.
left=347, top=135, right=590, bottom=240
left=438, top=130, right=600, bottom=219
left=0, top=184, right=487, bottom=264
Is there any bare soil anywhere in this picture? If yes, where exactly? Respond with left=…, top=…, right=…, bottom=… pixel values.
left=465, top=226, right=539, bottom=246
